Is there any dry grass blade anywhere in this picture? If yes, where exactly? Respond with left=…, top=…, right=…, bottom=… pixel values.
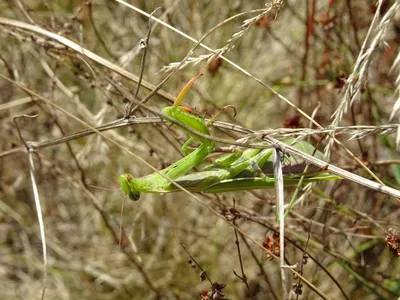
left=27, top=150, right=47, bottom=300
left=13, top=114, right=47, bottom=299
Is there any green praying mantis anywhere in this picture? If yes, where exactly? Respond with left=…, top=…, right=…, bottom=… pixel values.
left=119, top=68, right=339, bottom=201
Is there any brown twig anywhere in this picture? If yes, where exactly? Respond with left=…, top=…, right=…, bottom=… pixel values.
left=231, top=199, right=254, bottom=299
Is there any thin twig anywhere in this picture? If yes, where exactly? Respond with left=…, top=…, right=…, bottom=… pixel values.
left=87, top=0, right=115, bottom=58
left=126, top=8, right=159, bottom=117
left=180, top=243, right=213, bottom=286
left=297, top=0, right=314, bottom=108
left=295, top=218, right=313, bottom=300
left=13, top=114, right=38, bottom=149
left=232, top=199, right=254, bottom=299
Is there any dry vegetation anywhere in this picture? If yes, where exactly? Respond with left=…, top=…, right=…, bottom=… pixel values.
left=1, top=0, right=400, bottom=299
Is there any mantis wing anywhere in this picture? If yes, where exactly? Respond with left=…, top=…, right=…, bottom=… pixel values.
left=172, top=174, right=340, bottom=193
left=203, top=174, right=340, bottom=193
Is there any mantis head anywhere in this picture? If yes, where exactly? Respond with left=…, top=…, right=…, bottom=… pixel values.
left=119, top=174, right=140, bottom=201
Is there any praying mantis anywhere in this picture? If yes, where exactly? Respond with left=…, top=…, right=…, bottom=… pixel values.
left=119, top=68, right=339, bottom=201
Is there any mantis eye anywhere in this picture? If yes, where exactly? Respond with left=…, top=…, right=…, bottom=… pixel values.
left=129, top=192, right=140, bottom=201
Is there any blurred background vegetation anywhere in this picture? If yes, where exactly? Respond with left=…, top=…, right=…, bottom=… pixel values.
left=1, top=0, right=400, bottom=299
